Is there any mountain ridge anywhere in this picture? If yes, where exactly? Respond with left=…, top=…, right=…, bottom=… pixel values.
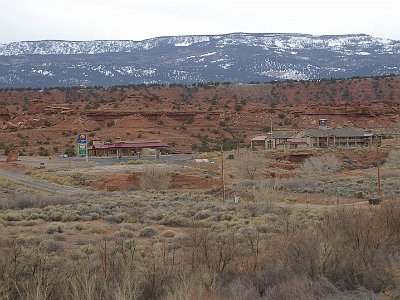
left=0, top=33, right=399, bottom=88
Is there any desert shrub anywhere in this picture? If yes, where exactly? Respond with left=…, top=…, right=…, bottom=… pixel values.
left=74, top=224, right=85, bottom=231
left=61, top=212, right=78, bottom=222
left=38, top=146, right=50, bottom=156
left=4, top=213, right=23, bottom=222
left=89, top=224, right=109, bottom=234
left=274, top=178, right=316, bottom=192
left=194, top=209, right=212, bottom=220
left=301, top=154, right=341, bottom=175
left=116, top=228, right=134, bottom=238
left=70, top=172, right=86, bottom=186
left=19, top=219, right=41, bottom=226
left=148, top=211, right=163, bottom=221
left=103, top=214, right=125, bottom=224
left=385, top=149, right=400, bottom=168
left=47, top=211, right=63, bottom=222
left=28, top=212, right=46, bottom=220
left=90, top=212, right=100, bottom=220
left=163, top=275, right=211, bottom=300
left=139, top=227, right=157, bottom=237
left=2, top=189, right=400, bottom=299
left=0, top=196, right=38, bottom=210
left=41, top=239, right=64, bottom=253
left=160, top=215, right=187, bottom=227
left=265, top=276, right=376, bottom=300
left=162, top=230, right=176, bottom=238
left=46, top=224, right=63, bottom=234
left=220, top=278, right=260, bottom=300
left=0, top=194, right=78, bottom=210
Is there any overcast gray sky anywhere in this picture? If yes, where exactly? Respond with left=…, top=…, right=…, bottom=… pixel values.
left=1, top=0, right=399, bottom=43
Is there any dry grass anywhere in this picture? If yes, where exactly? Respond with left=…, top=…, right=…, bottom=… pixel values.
left=1, top=193, right=400, bottom=298
left=2, top=145, right=400, bottom=298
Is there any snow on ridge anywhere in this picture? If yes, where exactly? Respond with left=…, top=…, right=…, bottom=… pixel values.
left=199, top=52, right=216, bottom=57
left=0, top=33, right=398, bottom=56
left=31, top=69, right=54, bottom=77
left=174, top=36, right=210, bottom=47
left=259, top=69, right=309, bottom=80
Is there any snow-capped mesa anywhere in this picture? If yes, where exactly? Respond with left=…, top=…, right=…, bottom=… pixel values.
left=0, top=33, right=399, bottom=88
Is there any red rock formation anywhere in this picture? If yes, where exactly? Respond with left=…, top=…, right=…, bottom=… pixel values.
left=6, top=151, right=19, bottom=162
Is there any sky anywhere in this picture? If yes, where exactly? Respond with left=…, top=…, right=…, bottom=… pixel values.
left=1, top=0, right=399, bottom=43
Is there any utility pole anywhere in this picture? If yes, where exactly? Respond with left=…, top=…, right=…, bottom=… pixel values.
left=377, top=161, right=381, bottom=196
left=221, top=144, right=226, bottom=202
left=377, top=146, right=381, bottom=196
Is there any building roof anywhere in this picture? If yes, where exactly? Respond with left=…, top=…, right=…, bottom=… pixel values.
left=90, top=140, right=169, bottom=150
left=251, top=132, right=292, bottom=141
left=295, top=128, right=369, bottom=138
left=278, top=141, right=308, bottom=145
left=251, top=135, right=270, bottom=141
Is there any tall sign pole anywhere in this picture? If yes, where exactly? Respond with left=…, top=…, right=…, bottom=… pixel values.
left=77, top=133, right=88, bottom=163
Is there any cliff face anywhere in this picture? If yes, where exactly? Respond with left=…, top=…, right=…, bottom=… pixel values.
left=0, top=75, right=399, bottom=154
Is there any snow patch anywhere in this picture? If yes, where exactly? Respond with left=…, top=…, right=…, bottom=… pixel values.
left=31, top=69, right=54, bottom=77
left=258, top=69, right=308, bottom=80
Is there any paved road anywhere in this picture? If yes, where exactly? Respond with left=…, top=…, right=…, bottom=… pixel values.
left=0, top=170, right=83, bottom=195
left=0, top=154, right=195, bottom=169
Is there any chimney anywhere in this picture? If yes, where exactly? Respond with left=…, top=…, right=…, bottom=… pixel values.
left=319, top=119, right=328, bottom=130
left=114, top=137, right=121, bottom=143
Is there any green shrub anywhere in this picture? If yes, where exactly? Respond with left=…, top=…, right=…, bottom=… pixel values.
left=103, top=214, right=124, bottom=224
left=38, top=146, right=49, bottom=157
left=61, top=212, right=78, bottom=222
left=162, top=230, right=176, bottom=238
left=74, top=224, right=85, bottom=231
left=46, top=224, right=63, bottom=234
left=139, top=227, right=157, bottom=237
left=160, top=215, right=187, bottom=227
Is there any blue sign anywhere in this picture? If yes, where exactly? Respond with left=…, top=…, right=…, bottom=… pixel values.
left=77, top=133, right=87, bottom=143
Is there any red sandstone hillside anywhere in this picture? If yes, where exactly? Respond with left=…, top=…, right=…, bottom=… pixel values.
left=0, top=76, right=399, bottom=155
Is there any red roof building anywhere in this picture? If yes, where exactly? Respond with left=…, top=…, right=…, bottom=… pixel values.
left=88, top=139, right=168, bottom=157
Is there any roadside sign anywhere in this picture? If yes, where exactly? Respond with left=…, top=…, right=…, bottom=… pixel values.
left=77, top=133, right=88, bottom=157
left=77, top=133, right=87, bottom=143
left=78, top=143, right=87, bottom=156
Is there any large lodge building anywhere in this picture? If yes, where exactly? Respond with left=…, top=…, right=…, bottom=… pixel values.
left=251, top=119, right=381, bottom=151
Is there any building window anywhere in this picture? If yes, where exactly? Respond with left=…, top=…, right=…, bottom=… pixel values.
left=267, top=140, right=273, bottom=149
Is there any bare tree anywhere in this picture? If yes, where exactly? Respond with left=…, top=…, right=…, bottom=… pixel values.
left=140, top=163, right=170, bottom=191
left=385, top=149, right=400, bottom=168
left=300, top=154, right=340, bottom=176
left=232, top=151, right=265, bottom=180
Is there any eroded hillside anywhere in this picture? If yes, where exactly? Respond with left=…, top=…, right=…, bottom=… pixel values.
left=0, top=75, right=399, bottom=155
